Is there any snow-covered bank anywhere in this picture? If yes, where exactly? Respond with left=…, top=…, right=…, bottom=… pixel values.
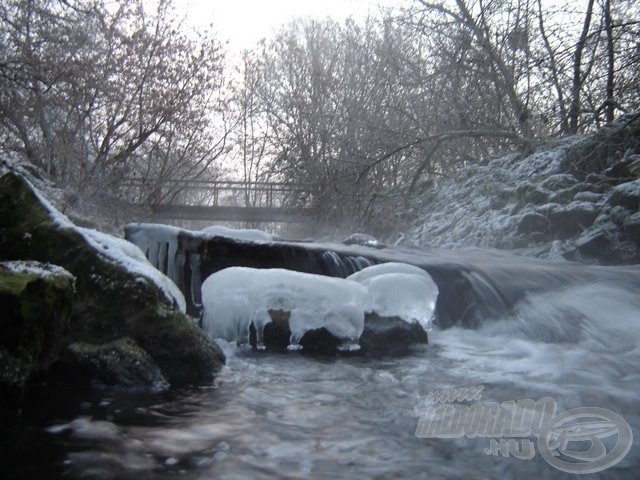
left=398, top=116, right=640, bottom=264
left=0, top=170, right=224, bottom=400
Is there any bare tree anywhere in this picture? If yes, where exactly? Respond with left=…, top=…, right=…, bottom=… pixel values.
left=0, top=0, right=229, bottom=200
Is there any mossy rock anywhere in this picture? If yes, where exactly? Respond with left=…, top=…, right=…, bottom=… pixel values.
left=0, top=261, right=74, bottom=403
left=0, top=172, right=224, bottom=389
left=53, top=338, right=169, bottom=391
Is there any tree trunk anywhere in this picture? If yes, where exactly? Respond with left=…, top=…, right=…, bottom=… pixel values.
left=568, top=0, right=596, bottom=133
left=604, top=0, right=615, bottom=123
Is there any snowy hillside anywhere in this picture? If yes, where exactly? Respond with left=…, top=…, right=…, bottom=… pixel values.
left=401, top=116, right=640, bottom=264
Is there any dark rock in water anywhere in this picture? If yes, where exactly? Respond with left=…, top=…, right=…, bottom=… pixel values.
left=52, top=338, right=169, bottom=391
left=247, top=309, right=429, bottom=356
left=0, top=261, right=74, bottom=405
left=571, top=228, right=617, bottom=262
left=252, top=309, right=292, bottom=352
left=0, top=172, right=224, bottom=399
left=299, top=328, right=342, bottom=354
left=359, top=312, right=428, bottom=356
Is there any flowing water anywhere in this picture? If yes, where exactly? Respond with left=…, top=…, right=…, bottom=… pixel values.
left=3, top=248, right=640, bottom=479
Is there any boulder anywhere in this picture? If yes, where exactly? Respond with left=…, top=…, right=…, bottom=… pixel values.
left=0, top=261, right=74, bottom=404
left=0, top=172, right=224, bottom=393
left=609, top=179, right=640, bottom=210
left=628, top=155, right=640, bottom=177
left=573, top=191, right=605, bottom=203
left=517, top=213, right=549, bottom=235
left=541, top=174, right=579, bottom=191
left=548, top=202, right=598, bottom=238
left=359, top=312, right=428, bottom=356
left=53, top=338, right=169, bottom=391
left=516, top=183, right=550, bottom=205
left=572, top=227, right=617, bottom=261
left=623, top=212, right=640, bottom=244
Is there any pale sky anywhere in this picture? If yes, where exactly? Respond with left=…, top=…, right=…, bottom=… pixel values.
left=181, top=0, right=404, bottom=53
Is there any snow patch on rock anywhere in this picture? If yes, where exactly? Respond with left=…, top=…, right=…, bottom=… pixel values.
left=79, top=227, right=186, bottom=312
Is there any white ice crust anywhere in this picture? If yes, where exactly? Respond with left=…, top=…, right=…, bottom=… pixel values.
left=202, top=225, right=273, bottom=242
left=79, top=227, right=187, bottom=312
left=202, top=263, right=438, bottom=347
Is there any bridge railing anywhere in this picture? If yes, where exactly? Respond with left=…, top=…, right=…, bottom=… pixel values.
left=119, top=178, right=315, bottom=210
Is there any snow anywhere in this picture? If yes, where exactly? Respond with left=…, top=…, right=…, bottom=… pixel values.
left=202, top=225, right=273, bottom=242
left=404, top=141, right=573, bottom=249
left=346, top=262, right=430, bottom=283
left=347, top=263, right=438, bottom=331
left=201, top=263, right=439, bottom=347
left=1, top=260, right=74, bottom=281
left=79, top=227, right=186, bottom=313
left=612, top=178, right=640, bottom=197
left=125, top=223, right=275, bottom=308
left=342, top=233, right=385, bottom=248
left=201, top=267, right=370, bottom=346
left=1, top=171, right=185, bottom=313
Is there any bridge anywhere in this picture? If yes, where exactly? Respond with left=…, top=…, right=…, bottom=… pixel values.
left=120, top=178, right=316, bottom=223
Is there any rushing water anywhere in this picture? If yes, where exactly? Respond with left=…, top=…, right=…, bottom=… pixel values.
left=3, top=249, right=640, bottom=479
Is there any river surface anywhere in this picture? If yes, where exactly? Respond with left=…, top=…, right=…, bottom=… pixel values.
left=3, top=249, right=640, bottom=479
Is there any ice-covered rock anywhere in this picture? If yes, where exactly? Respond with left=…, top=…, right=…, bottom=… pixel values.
left=202, top=263, right=438, bottom=354
left=548, top=201, right=599, bottom=238
left=202, top=267, right=369, bottom=348
left=347, top=262, right=438, bottom=332
left=342, top=233, right=386, bottom=249
left=79, top=227, right=186, bottom=312
left=609, top=179, right=640, bottom=210
left=202, top=225, right=273, bottom=242
left=125, top=223, right=376, bottom=316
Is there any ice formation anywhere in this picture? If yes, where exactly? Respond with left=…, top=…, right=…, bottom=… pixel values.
left=201, top=267, right=370, bottom=346
left=124, top=223, right=183, bottom=283
left=201, top=263, right=439, bottom=348
left=202, top=225, right=273, bottom=242
left=80, top=227, right=186, bottom=312
left=347, top=263, right=439, bottom=331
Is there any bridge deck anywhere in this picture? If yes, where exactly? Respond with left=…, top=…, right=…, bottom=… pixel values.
left=122, top=177, right=316, bottom=223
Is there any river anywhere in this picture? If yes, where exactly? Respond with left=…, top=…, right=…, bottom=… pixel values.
left=3, top=246, right=639, bottom=479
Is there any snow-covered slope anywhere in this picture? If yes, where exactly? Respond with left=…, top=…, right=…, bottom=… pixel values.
left=402, top=117, right=640, bottom=264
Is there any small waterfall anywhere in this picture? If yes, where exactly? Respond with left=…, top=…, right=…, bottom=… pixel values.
left=320, top=251, right=348, bottom=277
left=125, top=223, right=640, bottom=332
left=319, top=251, right=373, bottom=277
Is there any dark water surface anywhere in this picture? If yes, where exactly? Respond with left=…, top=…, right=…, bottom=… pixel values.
left=3, top=249, right=640, bottom=479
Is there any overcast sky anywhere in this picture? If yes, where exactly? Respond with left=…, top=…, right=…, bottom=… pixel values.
left=182, top=0, right=404, bottom=53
